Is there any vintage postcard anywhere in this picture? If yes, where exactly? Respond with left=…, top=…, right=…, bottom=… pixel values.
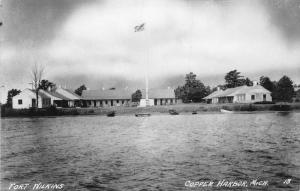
left=1, top=0, right=300, bottom=190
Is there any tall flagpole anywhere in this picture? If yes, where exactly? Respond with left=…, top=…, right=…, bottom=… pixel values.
left=145, top=72, right=148, bottom=101
left=134, top=23, right=150, bottom=106
left=145, top=24, right=149, bottom=103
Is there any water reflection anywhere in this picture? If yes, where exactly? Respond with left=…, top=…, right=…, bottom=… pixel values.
left=1, top=112, right=300, bottom=190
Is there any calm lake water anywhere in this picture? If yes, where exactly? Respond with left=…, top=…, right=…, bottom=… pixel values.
left=1, top=112, right=300, bottom=191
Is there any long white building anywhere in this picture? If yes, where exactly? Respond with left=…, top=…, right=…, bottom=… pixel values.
left=204, top=85, right=272, bottom=104
left=81, top=88, right=178, bottom=107
left=12, top=88, right=81, bottom=109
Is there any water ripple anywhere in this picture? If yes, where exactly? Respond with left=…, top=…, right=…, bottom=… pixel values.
left=1, top=113, right=300, bottom=190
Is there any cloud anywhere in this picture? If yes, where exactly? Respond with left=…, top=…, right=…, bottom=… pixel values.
left=1, top=0, right=300, bottom=93
left=45, top=0, right=300, bottom=79
left=262, top=0, right=300, bottom=43
left=2, top=0, right=97, bottom=45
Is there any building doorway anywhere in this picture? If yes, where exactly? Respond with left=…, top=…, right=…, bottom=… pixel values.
left=32, top=99, right=36, bottom=107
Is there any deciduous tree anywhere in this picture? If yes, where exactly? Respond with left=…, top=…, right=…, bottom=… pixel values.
left=224, top=69, right=244, bottom=88
left=132, top=89, right=142, bottom=102
left=259, top=76, right=274, bottom=92
left=31, top=64, right=44, bottom=108
left=39, top=79, right=56, bottom=91
left=175, top=72, right=210, bottom=103
left=75, top=85, right=87, bottom=96
left=224, top=70, right=253, bottom=88
left=244, top=77, right=253, bottom=86
left=6, top=89, right=21, bottom=108
left=272, top=75, right=294, bottom=102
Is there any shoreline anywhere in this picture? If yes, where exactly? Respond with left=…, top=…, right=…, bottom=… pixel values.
left=1, top=103, right=300, bottom=117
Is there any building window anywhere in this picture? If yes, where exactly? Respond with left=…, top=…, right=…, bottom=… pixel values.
left=251, top=95, right=255, bottom=100
left=18, top=99, right=22, bottom=104
left=237, top=94, right=245, bottom=102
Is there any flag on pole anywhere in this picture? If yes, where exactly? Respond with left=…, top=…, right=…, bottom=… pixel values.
left=134, top=23, right=145, bottom=32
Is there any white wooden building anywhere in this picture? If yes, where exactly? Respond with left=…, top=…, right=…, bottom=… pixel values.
left=140, top=89, right=177, bottom=106
left=55, top=88, right=81, bottom=107
left=12, top=89, right=51, bottom=109
left=81, top=89, right=132, bottom=107
left=81, top=88, right=178, bottom=107
left=12, top=88, right=82, bottom=109
left=204, top=85, right=272, bottom=104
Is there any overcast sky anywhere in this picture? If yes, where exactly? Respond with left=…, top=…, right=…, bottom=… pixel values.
left=1, top=0, right=300, bottom=101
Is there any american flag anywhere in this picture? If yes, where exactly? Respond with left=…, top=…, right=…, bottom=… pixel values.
left=134, top=23, right=145, bottom=32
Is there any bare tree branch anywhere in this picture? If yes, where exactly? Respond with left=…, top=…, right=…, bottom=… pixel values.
left=31, top=63, right=45, bottom=108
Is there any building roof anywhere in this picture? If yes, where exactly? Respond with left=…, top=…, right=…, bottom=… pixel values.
left=15, top=88, right=80, bottom=101
left=81, top=89, right=132, bottom=100
left=203, top=85, right=271, bottom=99
left=141, top=89, right=175, bottom=99
left=64, top=89, right=82, bottom=99
left=41, top=90, right=72, bottom=101
left=229, top=85, right=270, bottom=95
left=81, top=88, right=176, bottom=100
left=25, top=89, right=79, bottom=101
left=56, top=88, right=81, bottom=100
left=27, top=89, right=51, bottom=99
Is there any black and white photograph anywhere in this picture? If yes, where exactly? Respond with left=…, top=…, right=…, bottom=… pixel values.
left=1, top=0, right=300, bottom=190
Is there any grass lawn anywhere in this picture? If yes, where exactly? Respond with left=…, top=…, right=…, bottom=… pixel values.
left=2, top=103, right=300, bottom=117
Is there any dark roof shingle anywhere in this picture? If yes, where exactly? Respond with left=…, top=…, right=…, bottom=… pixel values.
left=204, top=85, right=271, bottom=99
left=141, top=89, right=175, bottom=99
left=81, top=89, right=132, bottom=100
left=81, top=88, right=175, bottom=100
left=28, top=89, right=51, bottom=99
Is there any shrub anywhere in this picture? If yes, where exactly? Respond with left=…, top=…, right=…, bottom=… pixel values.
left=269, top=104, right=291, bottom=111
left=221, top=105, right=231, bottom=110
left=46, top=105, right=59, bottom=115
left=88, top=109, right=95, bottom=114
left=254, top=101, right=275, bottom=104
left=232, top=105, right=241, bottom=111
left=69, top=109, right=80, bottom=115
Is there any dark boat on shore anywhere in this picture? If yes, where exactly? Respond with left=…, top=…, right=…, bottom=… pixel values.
left=192, top=111, right=197, bottom=114
left=135, top=113, right=151, bottom=117
left=276, top=111, right=291, bottom=116
left=169, top=109, right=179, bottom=115
left=107, top=111, right=115, bottom=117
